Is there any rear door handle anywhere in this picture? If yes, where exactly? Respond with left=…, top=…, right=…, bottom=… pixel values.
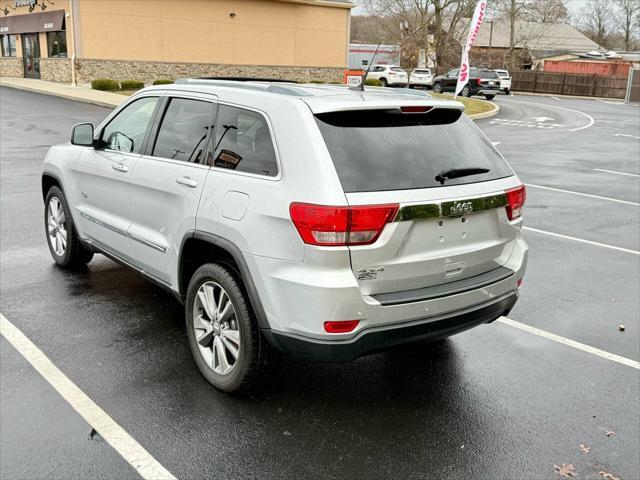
left=176, top=176, right=198, bottom=188
left=112, top=162, right=128, bottom=173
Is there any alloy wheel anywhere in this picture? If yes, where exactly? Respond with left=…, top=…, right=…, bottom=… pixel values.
left=192, top=281, right=241, bottom=375
left=47, top=197, right=67, bottom=256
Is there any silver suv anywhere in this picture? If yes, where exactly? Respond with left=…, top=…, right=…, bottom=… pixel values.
left=42, top=80, right=528, bottom=392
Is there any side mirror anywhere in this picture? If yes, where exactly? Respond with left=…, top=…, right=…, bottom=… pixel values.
left=70, top=123, right=94, bottom=147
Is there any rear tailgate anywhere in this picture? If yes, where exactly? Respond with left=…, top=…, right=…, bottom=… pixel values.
left=311, top=103, right=523, bottom=297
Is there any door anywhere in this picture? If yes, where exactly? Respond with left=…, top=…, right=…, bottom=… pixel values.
left=72, top=96, right=160, bottom=259
left=443, top=69, right=458, bottom=91
left=22, top=34, right=40, bottom=79
left=128, top=96, right=216, bottom=285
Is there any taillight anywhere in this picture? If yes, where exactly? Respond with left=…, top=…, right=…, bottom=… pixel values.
left=324, top=320, right=359, bottom=333
left=505, top=185, right=526, bottom=220
left=289, top=203, right=399, bottom=246
left=476, top=78, right=482, bottom=85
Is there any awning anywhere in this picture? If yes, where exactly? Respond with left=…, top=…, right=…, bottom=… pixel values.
left=0, top=9, right=65, bottom=35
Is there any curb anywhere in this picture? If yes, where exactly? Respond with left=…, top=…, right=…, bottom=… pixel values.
left=0, top=82, right=122, bottom=108
left=511, top=91, right=625, bottom=103
left=468, top=100, right=500, bottom=120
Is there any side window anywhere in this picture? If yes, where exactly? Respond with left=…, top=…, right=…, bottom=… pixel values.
left=152, top=98, right=213, bottom=162
left=101, top=97, right=159, bottom=154
left=212, top=105, right=278, bottom=177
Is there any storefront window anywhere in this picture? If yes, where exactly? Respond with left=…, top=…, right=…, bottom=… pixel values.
left=47, top=31, right=67, bottom=58
left=1, top=34, right=17, bottom=57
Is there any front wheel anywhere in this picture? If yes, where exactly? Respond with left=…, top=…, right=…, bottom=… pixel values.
left=485, top=94, right=496, bottom=100
left=461, top=85, right=471, bottom=97
left=432, top=82, right=442, bottom=93
left=185, top=263, right=274, bottom=392
left=45, top=186, right=94, bottom=268
left=380, top=78, right=388, bottom=87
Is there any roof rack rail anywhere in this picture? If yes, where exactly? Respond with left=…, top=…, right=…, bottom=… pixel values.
left=195, top=76, right=298, bottom=83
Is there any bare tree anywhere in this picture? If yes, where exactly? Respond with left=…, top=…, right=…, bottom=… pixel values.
left=492, top=0, right=533, bottom=69
left=526, top=0, right=568, bottom=24
left=615, top=0, right=640, bottom=51
left=583, top=0, right=613, bottom=48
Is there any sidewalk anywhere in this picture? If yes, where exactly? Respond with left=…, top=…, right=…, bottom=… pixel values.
left=0, top=77, right=124, bottom=108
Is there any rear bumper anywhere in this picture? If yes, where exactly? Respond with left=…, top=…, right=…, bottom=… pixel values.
left=264, top=292, right=518, bottom=362
left=477, top=88, right=501, bottom=95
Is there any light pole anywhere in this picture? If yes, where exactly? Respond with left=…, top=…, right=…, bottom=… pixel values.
left=488, top=18, right=494, bottom=67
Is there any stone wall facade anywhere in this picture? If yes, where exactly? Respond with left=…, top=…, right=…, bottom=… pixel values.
left=75, top=59, right=344, bottom=85
left=0, top=58, right=23, bottom=78
left=40, top=58, right=72, bottom=83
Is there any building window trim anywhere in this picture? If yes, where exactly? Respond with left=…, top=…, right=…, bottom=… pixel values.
left=46, top=30, right=67, bottom=58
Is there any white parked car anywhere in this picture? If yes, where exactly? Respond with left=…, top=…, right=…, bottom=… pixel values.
left=495, top=70, right=511, bottom=93
left=366, top=65, right=408, bottom=87
left=42, top=79, right=527, bottom=392
left=409, top=68, right=434, bottom=89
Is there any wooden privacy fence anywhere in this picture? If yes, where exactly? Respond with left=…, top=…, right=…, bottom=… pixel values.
left=511, top=71, right=628, bottom=99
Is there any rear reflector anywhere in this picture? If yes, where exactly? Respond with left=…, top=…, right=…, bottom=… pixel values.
left=517, top=278, right=524, bottom=289
left=324, top=320, right=359, bottom=333
left=400, top=106, right=433, bottom=113
left=505, top=185, right=526, bottom=220
left=290, top=203, right=398, bottom=246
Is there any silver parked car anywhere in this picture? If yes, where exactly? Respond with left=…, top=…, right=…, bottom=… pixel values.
left=42, top=79, right=528, bottom=392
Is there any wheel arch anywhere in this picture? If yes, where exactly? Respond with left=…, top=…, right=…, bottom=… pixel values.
left=42, top=171, right=63, bottom=201
left=178, top=231, right=270, bottom=330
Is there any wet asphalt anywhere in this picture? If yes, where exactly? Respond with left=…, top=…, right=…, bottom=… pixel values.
left=1, top=88, right=639, bottom=480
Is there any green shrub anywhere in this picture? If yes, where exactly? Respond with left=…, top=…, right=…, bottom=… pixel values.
left=119, top=80, right=145, bottom=90
left=363, top=78, right=382, bottom=87
left=309, top=80, right=325, bottom=84
left=91, top=79, right=119, bottom=91
left=153, top=79, right=174, bottom=85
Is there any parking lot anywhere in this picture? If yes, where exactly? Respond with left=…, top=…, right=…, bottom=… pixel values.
left=1, top=87, right=638, bottom=480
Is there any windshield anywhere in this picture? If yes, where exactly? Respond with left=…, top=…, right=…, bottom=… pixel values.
left=414, top=69, right=431, bottom=74
left=315, top=110, right=513, bottom=193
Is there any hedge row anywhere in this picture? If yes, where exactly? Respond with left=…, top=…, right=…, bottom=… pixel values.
left=91, top=78, right=175, bottom=91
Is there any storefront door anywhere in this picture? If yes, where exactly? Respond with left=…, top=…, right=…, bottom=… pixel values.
left=22, top=33, right=41, bottom=79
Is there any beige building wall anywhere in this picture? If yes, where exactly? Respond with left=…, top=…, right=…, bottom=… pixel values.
left=76, top=0, right=349, bottom=68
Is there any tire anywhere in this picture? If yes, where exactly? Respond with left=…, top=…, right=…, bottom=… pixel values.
left=461, top=84, right=471, bottom=97
left=185, top=263, right=274, bottom=393
left=504, top=89, right=510, bottom=94
left=45, top=186, right=94, bottom=268
left=485, top=94, right=496, bottom=100
left=432, top=82, right=442, bottom=93
left=380, top=78, right=388, bottom=87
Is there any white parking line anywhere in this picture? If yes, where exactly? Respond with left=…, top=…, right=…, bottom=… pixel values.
left=593, top=168, right=640, bottom=178
left=498, top=317, right=640, bottom=370
left=526, top=183, right=640, bottom=206
left=523, top=226, right=640, bottom=255
left=0, top=314, right=176, bottom=480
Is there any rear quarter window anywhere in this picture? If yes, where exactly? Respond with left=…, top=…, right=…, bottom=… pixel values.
left=315, top=109, right=513, bottom=193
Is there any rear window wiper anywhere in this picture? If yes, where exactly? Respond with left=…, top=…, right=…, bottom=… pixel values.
left=435, top=167, right=490, bottom=185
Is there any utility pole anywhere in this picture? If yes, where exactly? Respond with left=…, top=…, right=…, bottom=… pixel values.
left=488, top=19, right=494, bottom=67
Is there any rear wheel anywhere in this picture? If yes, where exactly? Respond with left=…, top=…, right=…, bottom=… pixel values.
left=185, top=263, right=274, bottom=392
left=432, top=82, right=442, bottom=93
left=461, top=84, right=471, bottom=97
left=380, top=78, right=388, bottom=87
left=45, top=186, right=94, bottom=268
left=485, top=94, right=496, bottom=100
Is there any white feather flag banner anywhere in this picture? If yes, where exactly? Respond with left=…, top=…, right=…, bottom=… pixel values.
left=455, top=0, right=488, bottom=98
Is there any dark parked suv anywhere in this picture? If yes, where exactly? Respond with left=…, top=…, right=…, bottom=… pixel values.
left=432, top=67, right=501, bottom=100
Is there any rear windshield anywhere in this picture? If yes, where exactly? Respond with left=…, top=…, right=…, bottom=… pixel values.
left=495, top=70, right=509, bottom=76
left=414, top=69, right=431, bottom=74
left=315, top=110, right=513, bottom=192
left=473, top=69, right=498, bottom=79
